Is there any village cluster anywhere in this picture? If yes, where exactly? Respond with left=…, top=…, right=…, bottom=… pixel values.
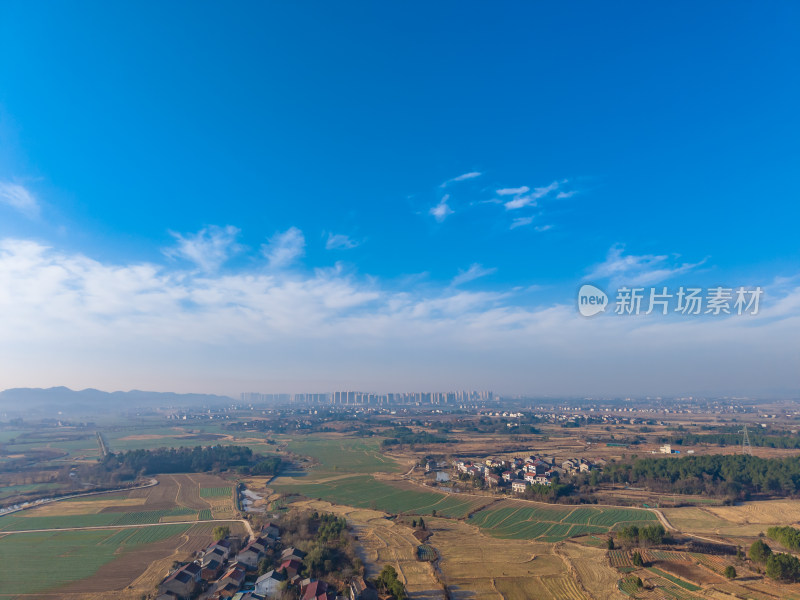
left=429, top=454, right=601, bottom=493
left=156, top=522, right=377, bottom=600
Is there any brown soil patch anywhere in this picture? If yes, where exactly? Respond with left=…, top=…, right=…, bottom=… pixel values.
left=656, top=560, right=725, bottom=586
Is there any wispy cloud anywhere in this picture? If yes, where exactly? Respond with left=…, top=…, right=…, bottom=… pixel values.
left=326, top=233, right=359, bottom=250
left=440, top=171, right=482, bottom=188
left=262, top=227, right=305, bottom=268
left=497, top=186, right=530, bottom=196
left=588, top=245, right=707, bottom=286
left=503, top=181, right=561, bottom=210
left=0, top=182, right=39, bottom=218
left=164, top=225, right=241, bottom=272
left=510, top=217, right=534, bottom=230
left=452, top=263, right=497, bottom=286
left=556, top=190, right=576, bottom=199
left=0, top=237, right=797, bottom=396
left=430, top=195, right=454, bottom=222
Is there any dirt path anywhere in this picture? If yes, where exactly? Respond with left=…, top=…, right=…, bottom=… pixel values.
left=0, top=517, right=254, bottom=538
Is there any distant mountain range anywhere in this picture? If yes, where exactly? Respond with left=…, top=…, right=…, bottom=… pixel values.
left=0, top=386, right=234, bottom=416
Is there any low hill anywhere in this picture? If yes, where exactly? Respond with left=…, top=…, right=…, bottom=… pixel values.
left=0, top=386, right=233, bottom=415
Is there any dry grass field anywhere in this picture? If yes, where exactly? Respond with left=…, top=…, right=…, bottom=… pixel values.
left=559, top=541, right=623, bottom=600
left=663, top=499, right=800, bottom=540
left=425, top=515, right=597, bottom=600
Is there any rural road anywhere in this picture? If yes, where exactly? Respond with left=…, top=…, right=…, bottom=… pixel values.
left=0, top=517, right=255, bottom=538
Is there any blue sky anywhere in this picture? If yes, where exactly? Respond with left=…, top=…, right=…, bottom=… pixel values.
left=0, top=3, right=798, bottom=397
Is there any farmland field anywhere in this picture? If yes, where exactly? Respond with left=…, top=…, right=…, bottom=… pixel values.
left=284, top=435, right=400, bottom=474
left=200, top=486, right=231, bottom=497
left=467, top=500, right=656, bottom=542
left=0, top=472, right=241, bottom=597
left=0, top=524, right=191, bottom=597
left=271, top=473, right=493, bottom=518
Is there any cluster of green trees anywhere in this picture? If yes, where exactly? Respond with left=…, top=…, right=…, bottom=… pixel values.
left=251, top=456, right=283, bottom=476
left=316, top=513, right=348, bottom=543
left=748, top=538, right=800, bottom=582
left=617, top=524, right=666, bottom=547
left=380, top=427, right=449, bottom=447
left=92, top=445, right=282, bottom=482
left=660, top=427, right=800, bottom=449
left=601, top=454, right=800, bottom=498
left=766, top=526, right=800, bottom=551
left=375, top=565, right=407, bottom=600
left=270, top=510, right=363, bottom=584
left=99, top=445, right=253, bottom=476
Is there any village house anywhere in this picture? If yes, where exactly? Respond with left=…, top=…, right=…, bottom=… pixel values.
left=486, top=473, right=501, bottom=486
left=236, top=537, right=270, bottom=570
left=301, top=579, right=334, bottom=600
left=201, top=557, right=224, bottom=581
left=158, top=562, right=202, bottom=600
left=280, top=546, right=307, bottom=563
left=280, top=558, right=304, bottom=583
left=349, top=577, right=379, bottom=600
left=218, top=565, right=246, bottom=589
left=512, top=481, right=528, bottom=494
left=255, top=568, right=287, bottom=597
left=501, top=470, right=514, bottom=482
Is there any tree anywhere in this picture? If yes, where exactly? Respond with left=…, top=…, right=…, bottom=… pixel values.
left=766, top=553, right=800, bottom=582
left=749, top=539, right=772, bottom=564
left=418, top=517, right=426, bottom=530
left=724, top=565, right=737, bottom=579
left=411, top=519, right=417, bottom=528
left=213, top=525, right=230, bottom=541
left=632, top=551, right=644, bottom=567
left=258, top=557, right=271, bottom=576
left=607, top=536, right=615, bottom=550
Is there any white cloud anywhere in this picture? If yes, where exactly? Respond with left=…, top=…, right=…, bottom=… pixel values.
left=588, top=245, right=706, bottom=286
left=164, top=225, right=241, bottom=272
left=535, top=224, right=553, bottom=232
left=262, top=227, right=305, bottom=268
left=451, top=263, right=497, bottom=286
left=556, top=191, right=576, bottom=199
left=0, top=182, right=39, bottom=217
left=497, top=186, right=530, bottom=196
left=441, top=171, right=482, bottom=187
left=429, top=195, right=454, bottom=222
left=510, top=217, right=534, bottom=230
left=503, top=181, right=560, bottom=210
left=0, top=237, right=797, bottom=397
left=326, top=233, right=359, bottom=250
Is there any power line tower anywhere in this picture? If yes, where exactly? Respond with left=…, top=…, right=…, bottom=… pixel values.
left=739, top=424, right=753, bottom=456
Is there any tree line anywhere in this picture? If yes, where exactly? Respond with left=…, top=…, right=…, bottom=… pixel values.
left=600, top=454, right=800, bottom=499
left=95, top=445, right=281, bottom=480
